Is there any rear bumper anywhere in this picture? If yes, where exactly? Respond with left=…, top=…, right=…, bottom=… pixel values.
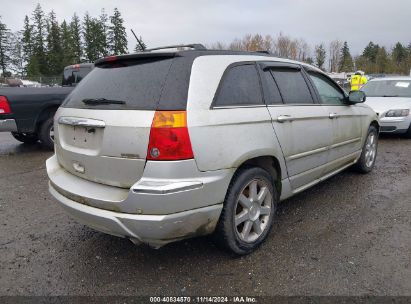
left=49, top=183, right=222, bottom=247
left=0, top=119, right=17, bottom=132
left=379, top=117, right=410, bottom=134
left=46, top=155, right=233, bottom=247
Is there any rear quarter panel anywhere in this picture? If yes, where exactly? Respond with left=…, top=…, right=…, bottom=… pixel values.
left=186, top=55, right=288, bottom=180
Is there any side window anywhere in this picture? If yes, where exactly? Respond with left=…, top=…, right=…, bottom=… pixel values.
left=261, top=70, right=283, bottom=105
left=214, top=64, right=263, bottom=107
left=308, top=72, right=345, bottom=105
left=271, top=69, right=313, bottom=104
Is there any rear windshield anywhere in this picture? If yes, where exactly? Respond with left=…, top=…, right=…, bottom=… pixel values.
left=362, top=80, right=411, bottom=97
left=62, top=67, right=92, bottom=86
left=63, top=57, right=184, bottom=110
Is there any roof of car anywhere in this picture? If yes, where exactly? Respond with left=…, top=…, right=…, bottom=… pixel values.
left=95, top=49, right=322, bottom=73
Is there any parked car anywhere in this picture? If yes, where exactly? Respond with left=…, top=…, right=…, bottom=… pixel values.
left=362, top=77, right=411, bottom=137
left=0, top=63, right=93, bottom=149
left=46, top=45, right=379, bottom=255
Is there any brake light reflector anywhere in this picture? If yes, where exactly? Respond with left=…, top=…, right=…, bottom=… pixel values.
left=0, top=96, right=11, bottom=114
left=147, top=111, right=194, bottom=161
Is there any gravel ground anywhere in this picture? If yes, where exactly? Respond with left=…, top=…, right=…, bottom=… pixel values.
left=0, top=132, right=410, bottom=296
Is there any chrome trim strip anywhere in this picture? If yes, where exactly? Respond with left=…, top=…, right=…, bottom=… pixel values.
left=133, top=180, right=203, bottom=195
left=58, top=116, right=106, bottom=128
left=330, top=137, right=361, bottom=149
left=287, top=146, right=329, bottom=161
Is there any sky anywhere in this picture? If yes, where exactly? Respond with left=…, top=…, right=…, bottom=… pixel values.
left=1, top=0, right=410, bottom=56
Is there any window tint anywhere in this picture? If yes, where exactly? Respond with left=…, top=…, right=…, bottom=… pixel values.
left=308, top=72, right=345, bottom=104
left=215, top=64, right=263, bottom=107
left=63, top=58, right=174, bottom=110
left=261, top=70, right=282, bottom=105
left=271, top=69, right=313, bottom=104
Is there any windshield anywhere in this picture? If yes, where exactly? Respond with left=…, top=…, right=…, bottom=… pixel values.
left=362, top=80, right=411, bottom=97
left=62, top=67, right=93, bottom=86
left=63, top=58, right=175, bottom=110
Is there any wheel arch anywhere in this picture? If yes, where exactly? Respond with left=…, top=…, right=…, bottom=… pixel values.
left=235, top=155, right=282, bottom=198
left=35, top=104, right=59, bottom=131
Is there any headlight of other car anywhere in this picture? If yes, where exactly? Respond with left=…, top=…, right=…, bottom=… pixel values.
left=384, top=109, right=410, bottom=117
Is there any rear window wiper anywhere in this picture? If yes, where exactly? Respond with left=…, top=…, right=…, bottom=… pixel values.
left=382, top=95, right=400, bottom=97
left=82, top=98, right=126, bottom=105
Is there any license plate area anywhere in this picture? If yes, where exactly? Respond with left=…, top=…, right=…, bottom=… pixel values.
left=59, top=124, right=103, bottom=151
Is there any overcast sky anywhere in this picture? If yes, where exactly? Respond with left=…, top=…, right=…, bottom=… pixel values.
left=2, top=0, right=410, bottom=55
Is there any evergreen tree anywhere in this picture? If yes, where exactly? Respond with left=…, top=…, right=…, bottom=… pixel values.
left=61, top=20, right=75, bottom=67
left=9, top=32, right=25, bottom=76
left=392, top=42, right=407, bottom=66
left=339, top=41, right=353, bottom=72
left=46, top=11, right=63, bottom=75
left=109, top=8, right=128, bottom=54
left=22, top=15, right=34, bottom=75
left=83, top=12, right=97, bottom=62
left=31, top=4, right=47, bottom=76
left=363, top=42, right=379, bottom=63
left=314, top=44, right=326, bottom=70
left=0, top=17, right=11, bottom=76
left=96, top=9, right=109, bottom=57
left=70, top=13, right=82, bottom=63
left=375, top=47, right=389, bottom=73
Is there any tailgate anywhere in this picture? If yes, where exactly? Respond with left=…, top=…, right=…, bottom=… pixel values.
left=54, top=107, right=155, bottom=188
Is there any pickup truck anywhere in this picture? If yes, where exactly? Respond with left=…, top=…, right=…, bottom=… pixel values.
left=0, top=63, right=93, bottom=149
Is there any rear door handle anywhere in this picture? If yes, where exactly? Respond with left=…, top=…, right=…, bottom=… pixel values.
left=329, top=113, right=339, bottom=119
left=277, top=115, right=294, bottom=123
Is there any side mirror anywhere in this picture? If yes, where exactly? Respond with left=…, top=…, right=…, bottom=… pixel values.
left=347, top=91, right=366, bottom=104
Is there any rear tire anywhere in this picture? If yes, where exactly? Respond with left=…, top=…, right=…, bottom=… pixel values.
left=38, top=117, right=55, bottom=150
left=354, top=125, right=378, bottom=173
left=11, top=132, right=38, bottom=144
left=214, top=166, right=278, bottom=255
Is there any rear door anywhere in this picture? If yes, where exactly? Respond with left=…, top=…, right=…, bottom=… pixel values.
left=55, top=55, right=186, bottom=188
left=259, top=62, right=333, bottom=191
left=305, top=70, right=363, bottom=173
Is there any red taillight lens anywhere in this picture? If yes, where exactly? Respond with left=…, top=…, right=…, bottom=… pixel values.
left=0, top=96, right=11, bottom=114
left=147, top=111, right=194, bottom=161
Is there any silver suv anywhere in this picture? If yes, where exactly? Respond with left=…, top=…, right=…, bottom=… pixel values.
left=47, top=45, right=379, bottom=255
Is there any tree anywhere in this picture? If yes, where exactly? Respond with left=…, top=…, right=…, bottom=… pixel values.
left=362, top=42, right=379, bottom=63
left=83, top=12, right=98, bottom=62
left=31, top=4, right=47, bottom=76
left=9, top=32, right=25, bottom=76
left=109, top=8, right=128, bottom=54
left=21, top=15, right=33, bottom=75
left=46, top=11, right=63, bottom=75
left=69, top=13, right=82, bottom=62
left=339, top=41, right=354, bottom=72
left=60, top=20, right=74, bottom=67
left=134, top=36, right=147, bottom=52
left=97, top=9, right=109, bottom=57
left=329, top=40, right=343, bottom=72
left=0, top=17, right=12, bottom=76
left=314, top=44, right=326, bottom=70
left=391, top=42, right=410, bottom=74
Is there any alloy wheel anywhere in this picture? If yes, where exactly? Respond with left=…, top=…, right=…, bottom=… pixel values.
left=234, top=178, right=273, bottom=243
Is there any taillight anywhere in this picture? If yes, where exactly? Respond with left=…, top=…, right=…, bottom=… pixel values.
left=147, top=111, right=194, bottom=161
left=0, top=96, right=11, bottom=114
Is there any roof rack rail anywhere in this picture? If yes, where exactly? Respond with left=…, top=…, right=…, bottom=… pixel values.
left=255, top=50, right=270, bottom=54
left=146, top=44, right=207, bottom=52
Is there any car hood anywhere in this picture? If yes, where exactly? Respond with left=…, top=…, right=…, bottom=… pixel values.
left=365, top=97, right=411, bottom=115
